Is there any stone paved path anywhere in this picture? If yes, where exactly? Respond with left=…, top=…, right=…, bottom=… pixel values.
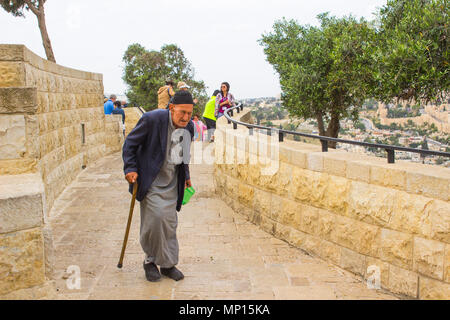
left=49, top=153, right=397, bottom=300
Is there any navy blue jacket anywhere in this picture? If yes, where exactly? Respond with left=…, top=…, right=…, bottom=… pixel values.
left=112, top=107, right=126, bottom=124
left=122, top=109, right=194, bottom=212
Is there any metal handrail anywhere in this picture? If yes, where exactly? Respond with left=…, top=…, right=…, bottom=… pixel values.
left=224, top=104, right=450, bottom=164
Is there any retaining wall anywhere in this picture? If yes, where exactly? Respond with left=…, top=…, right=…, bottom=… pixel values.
left=214, top=109, right=450, bottom=300
left=0, top=45, right=124, bottom=297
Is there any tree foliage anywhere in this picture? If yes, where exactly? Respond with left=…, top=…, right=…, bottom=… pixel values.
left=123, top=43, right=208, bottom=113
left=259, top=14, right=376, bottom=145
left=259, top=1, right=449, bottom=145
left=0, top=0, right=56, bottom=62
left=123, top=43, right=167, bottom=109
left=374, top=0, right=449, bottom=103
left=0, top=0, right=28, bottom=16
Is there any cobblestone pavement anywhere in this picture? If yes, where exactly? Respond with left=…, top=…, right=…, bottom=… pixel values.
left=49, top=153, right=397, bottom=300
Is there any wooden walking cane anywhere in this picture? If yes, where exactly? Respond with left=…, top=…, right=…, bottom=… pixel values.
left=117, top=182, right=138, bottom=269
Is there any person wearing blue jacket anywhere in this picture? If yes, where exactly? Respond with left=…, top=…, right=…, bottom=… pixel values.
left=122, top=90, right=194, bottom=283
left=104, top=94, right=117, bottom=115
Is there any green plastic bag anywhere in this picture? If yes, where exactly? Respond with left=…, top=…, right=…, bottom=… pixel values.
left=182, top=187, right=196, bottom=205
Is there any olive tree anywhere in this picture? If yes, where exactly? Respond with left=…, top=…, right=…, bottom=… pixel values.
left=123, top=43, right=207, bottom=112
left=374, top=0, right=449, bottom=103
left=1, top=0, right=56, bottom=62
left=260, top=14, right=376, bottom=147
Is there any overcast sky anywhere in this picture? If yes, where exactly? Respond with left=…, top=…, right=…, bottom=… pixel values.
left=0, top=0, right=386, bottom=99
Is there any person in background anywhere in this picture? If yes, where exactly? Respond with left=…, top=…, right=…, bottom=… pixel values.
left=112, top=100, right=126, bottom=136
left=192, top=114, right=207, bottom=142
left=177, top=81, right=190, bottom=91
left=203, top=90, right=220, bottom=142
left=215, top=82, right=235, bottom=119
left=177, top=82, right=198, bottom=106
left=104, top=94, right=117, bottom=115
left=121, top=101, right=128, bottom=108
left=158, top=80, right=175, bottom=109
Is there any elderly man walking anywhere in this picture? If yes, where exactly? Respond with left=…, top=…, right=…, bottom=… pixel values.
left=122, top=91, right=195, bottom=282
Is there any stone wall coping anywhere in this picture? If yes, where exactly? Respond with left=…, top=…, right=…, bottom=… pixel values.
left=0, top=44, right=103, bottom=81
left=105, top=114, right=124, bottom=122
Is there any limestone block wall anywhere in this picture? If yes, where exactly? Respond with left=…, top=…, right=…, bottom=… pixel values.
left=124, top=107, right=143, bottom=136
left=0, top=173, right=46, bottom=295
left=105, top=114, right=125, bottom=155
left=0, top=44, right=124, bottom=214
left=0, top=45, right=123, bottom=297
left=214, top=109, right=450, bottom=300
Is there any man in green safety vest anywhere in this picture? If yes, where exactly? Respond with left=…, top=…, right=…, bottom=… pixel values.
left=202, top=90, right=220, bottom=143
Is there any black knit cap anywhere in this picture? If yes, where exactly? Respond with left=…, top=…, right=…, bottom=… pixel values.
left=172, top=90, right=194, bottom=105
